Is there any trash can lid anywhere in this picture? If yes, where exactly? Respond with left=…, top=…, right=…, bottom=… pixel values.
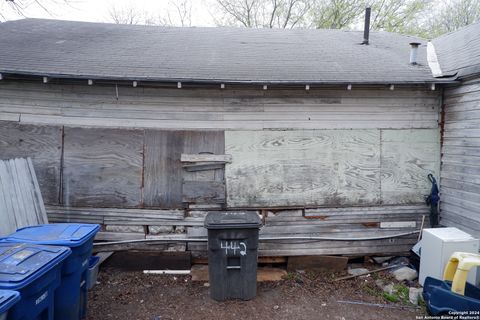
left=6, top=223, right=100, bottom=248
left=204, top=211, right=262, bottom=229
left=0, top=290, right=20, bottom=314
left=0, top=243, right=71, bottom=290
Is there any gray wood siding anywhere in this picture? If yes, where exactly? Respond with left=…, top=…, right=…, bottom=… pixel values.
left=440, top=80, right=480, bottom=238
left=63, top=127, right=144, bottom=207
left=0, top=122, right=62, bottom=204
left=0, top=82, right=440, bottom=130
left=226, top=129, right=440, bottom=208
left=144, top=130, right=225, bottom=208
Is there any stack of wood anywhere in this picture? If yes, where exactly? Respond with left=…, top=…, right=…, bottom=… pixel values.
left=0, top=158, right=48, bottom=236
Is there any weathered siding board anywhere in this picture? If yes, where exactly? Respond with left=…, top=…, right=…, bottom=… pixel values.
left=187, top=205, right=427, bottom=257
left=63, top=127, right=144, bottom=207
left=0, top=122, right=62, bottom=204
left=0, top=82, right=440, bottom=130
left=381, top=129, right=440, bottom=204
left=440, top=80, right=480, bottom=238
left=225, top=130, right=381, bottom=207
left=144, top=130, right=185, bottom=208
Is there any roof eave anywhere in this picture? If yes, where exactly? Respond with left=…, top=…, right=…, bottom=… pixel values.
left=0, top=70, right=459, bottom=86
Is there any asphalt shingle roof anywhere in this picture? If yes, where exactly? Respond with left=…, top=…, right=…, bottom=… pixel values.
left=432, top=21, right=480, bottom=79
left=0, top=18, right=442, bottom=84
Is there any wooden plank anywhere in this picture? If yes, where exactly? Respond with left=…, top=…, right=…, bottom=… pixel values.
left=46, top=206, right=194, bottom=226
left=144, top=130, right=184, bottom=208
left=181, top=154, right=232, bottom=163
left=27, top=158, right=48, bottom=224
left=183, top=163, right=225, bottom=172
left=287, top=256, right=348, bottom=271
left=381, top=129, right=440, bottom=204
left=63, top=127, right=144, bottom=207
left=182, top=181, right=225, bottom=204
left=225, top=130, right=381, bottom=208
left=93, top=242, right=186, bottom=253
left=0, top=122, right=62, bottom=204
left=191, top=265, right=287, bottom=282
left=0, top=161, right=18, bottom=235
left=0, top=113, right=20, bottom=122
left=380, top=221, right=416, bottom=228
left=0, top=158, right=49, bottom=235
left=94, top=231, right=146, bottom=241
left=46, top=206, right=185, bottom=219
left=10, top=159, right=37, bottom=226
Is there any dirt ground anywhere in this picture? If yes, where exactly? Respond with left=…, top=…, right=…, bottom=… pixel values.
left=87, top=266, right=426, bottom=320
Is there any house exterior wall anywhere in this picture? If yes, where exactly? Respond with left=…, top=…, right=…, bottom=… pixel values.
left=0, top=81, right=442, bottom=255
left=440, top=78, right=480, bottom=238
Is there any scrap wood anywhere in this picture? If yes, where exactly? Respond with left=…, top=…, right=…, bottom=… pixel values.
left=191, top=265, right=287, bottom=282
left=417, top=215, right=426, bottom=242
left=333, top=263, right=407, bottom=281
left=336, top=300, right=420, bottom=310
left=288, top=255, right=348, bottom=272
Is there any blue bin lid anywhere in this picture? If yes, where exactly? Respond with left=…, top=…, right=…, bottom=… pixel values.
left=0, top=290, right=20, bottom=314
left=0, top=243, right=71, bottom=290
left=6, top=223, right=100, bottom=248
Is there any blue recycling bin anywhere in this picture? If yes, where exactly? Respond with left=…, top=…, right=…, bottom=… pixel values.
left=0, top=290, right=20, bottom=320
left=0, top=243, right=71, bottom=320
left=4, top=224, right=100, bottom=320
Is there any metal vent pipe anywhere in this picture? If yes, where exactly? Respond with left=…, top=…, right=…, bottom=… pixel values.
left=409, top=42, right=421, bottom=65
left=362, top=7, right=371, bottom=45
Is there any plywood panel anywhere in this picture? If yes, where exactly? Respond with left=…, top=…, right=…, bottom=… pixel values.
left=143, top=130, right=225, bottom=208
left=0, top=121, right=62, bottom=204
left=381, top=129, right=440, bottom=204
left=144, top=130, right=185, bottom=208
left=225, top=130, right=381, bottom=207
left=63, top=127, right=143, bottom=207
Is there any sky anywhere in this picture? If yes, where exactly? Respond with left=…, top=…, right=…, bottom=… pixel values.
left=0, top=0, right=216, bottom=25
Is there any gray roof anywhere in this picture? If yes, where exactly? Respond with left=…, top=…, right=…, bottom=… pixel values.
left=0, top=18, right=444, bottom=84
left=433, top=22, right=480, bottom=79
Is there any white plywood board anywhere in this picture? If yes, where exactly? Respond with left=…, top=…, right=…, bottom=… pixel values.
left=381, top=129, right=441, bottom=204
left=225, top=130, right=381, bottom=207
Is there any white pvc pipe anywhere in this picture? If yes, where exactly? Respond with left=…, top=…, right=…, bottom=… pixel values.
left=143, top=270, right=191, bottom=275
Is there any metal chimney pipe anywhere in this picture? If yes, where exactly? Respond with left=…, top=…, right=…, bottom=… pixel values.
left=409, top=42, right=421, bottom=65
left=362, top=8, right=371, bottom=45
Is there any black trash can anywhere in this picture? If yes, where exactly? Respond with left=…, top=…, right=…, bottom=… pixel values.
left=205, top=211, right=262, bottom=301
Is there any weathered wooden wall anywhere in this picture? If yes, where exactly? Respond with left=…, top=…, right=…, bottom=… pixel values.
left=0, top=82, right=441, bottom=209
left=440, top=79, right=480, bottom=238
left=226, top=129, right=440, bottom=207
left=0, top=82, right=440, bottom=130
left=0, top=81, right=443, bottom=255
left=0, top=122, right=62, bottom=203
